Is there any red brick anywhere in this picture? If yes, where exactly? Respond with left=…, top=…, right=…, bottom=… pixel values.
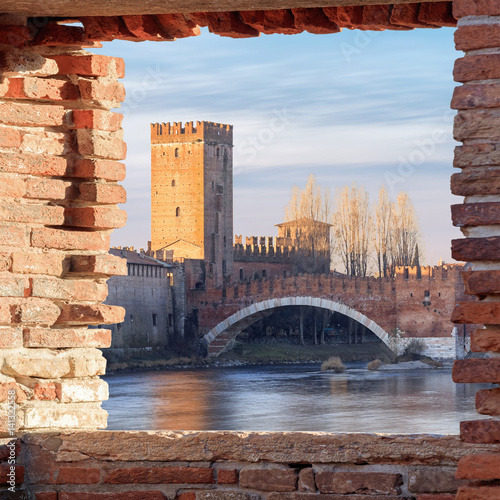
left=453, top=358, right=500, bottom=383
left=33, top=23, right=95, bottom=48
left=79, top=80, right=126, bottom=104
left=451, top=237, right=500, bottom=261
left=155, top=14, right=201, bottom=38
left=418, top=2, right=456, bottom=27
left=175, top=494, right=196, bottom=500
left=55, top=467, right=100, bottom=484
left=298, top=468, right=315, bottom=492
left=122, top=15, right=173, bottom=41
left=0, top=464, right=24, bottom=484
left=69, top=110, right=123, bottom=131
left=240, top=9, right=301, bottom=34
left=0, top=223, right=28, bottom=247
left=389, top=4, right=428, bottom=28
left=0, top=128, right=22, bottom=148
left=11, top=298, right=61, bottom=325
left=0, top=153, right=68, bottom=177
left=31, top=227, right=110, bottom=251
left=0, top=25, right=32, bottom=48
left=452, top=202, right=500, bottom=227
left=205, top=12, right=260, bottom=38
left=476, top=387, right=500, bottom=415
left=330, top=6, right=364, bottom=29
left=453, top=0, right=500, bottom=17
left=455, top=55, right=500, bottom=83
left=462, top=270, right=500, bottom=295
left=217, top=468, right=238, bottom=484
left=59, top=493, right=165, bottom=500
left=23, top=327, right=111, bottom=348
left=461, top=419, right=500, bottom=443
left=25, top=178, right=72, bottom=200
left=451, top=168, right=500, bottom=196
left=0, top=102, right=65, bottom=127
left=50, top=54, right=119, bottom=77
left=453, top=143, right=500, bottom=169
left=33, top=382, right=57, bottom=400
left=240, top=467, right=296, bottom=492
left=65, top=207, right=127, bottom=229
left=417, top=496, right=455, bottom=500
left=315, top=471, right=402, bottom=495
left=0, top=203, right=64, bottom=225
left=471, top=328, right=500, bottom=352
left=56, top=304, right=125, bottom=326
left=79, top=16, right=135, bottom=42
left=291, top=8, right=340, bottom=34
left=455, top=24, right=500, bottom=51
left=104, top=466, right=214, bottom=484
left=0, top=177, right=25, bottom=197
left=452, top=84, right=500, bottom=110
left=451, top=301, right=500, bottom=325
left=456, top=484, right=500, bottom=499
left=0, top=276, right=28, bottom=296
left=11, top=252, right=67, bottom=276
left=70, top=253, right=127, bottom=276
left=5, top=77, right=80, bottom=101
left=36, top=493, right=57, bottom=500
left=72, top=159, right=126, bottom=181
left=76, top=129, right=127, bottom=160
left=78, top=183, right=126, bottom=204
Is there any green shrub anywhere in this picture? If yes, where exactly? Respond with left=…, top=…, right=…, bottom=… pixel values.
left=321, top=356, right=345, bottom=373
left=367, top=359, right=382, bottom=371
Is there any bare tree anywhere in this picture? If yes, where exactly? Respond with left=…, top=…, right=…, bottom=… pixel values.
left=283, top=175, right=332, bottom=274
left=393, top=192, right=420, bottom=268
left=373, top=186, right=395, bottom=278
left=332, top=184, right=371, bottom=277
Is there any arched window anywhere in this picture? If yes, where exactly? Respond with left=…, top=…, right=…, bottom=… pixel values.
left=239, top=269, right=244, bottom=280
left=216, top=147, right=220, bottom=158
left=175, top=207, right=180, bottom=217
left=175, top=148, right=179, bottom=158
left=171, top=179, right=175, bottom=187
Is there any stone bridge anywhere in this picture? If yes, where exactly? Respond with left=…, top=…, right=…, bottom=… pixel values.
left=192, top=273, right=398, bottom=357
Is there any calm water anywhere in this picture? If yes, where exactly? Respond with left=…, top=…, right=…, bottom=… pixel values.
left=102, top=364, right=490, bottom=434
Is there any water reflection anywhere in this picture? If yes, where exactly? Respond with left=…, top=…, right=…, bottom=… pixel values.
left=103, top=364, right=491, bottom=434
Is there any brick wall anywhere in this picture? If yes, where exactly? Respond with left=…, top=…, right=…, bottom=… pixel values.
left=15, top=431, right=492, bottom=498
left=0, top=19, right=127, bottom=433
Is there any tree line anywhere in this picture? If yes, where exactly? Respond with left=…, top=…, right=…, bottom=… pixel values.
left=284, top=175, right=421, bottom=277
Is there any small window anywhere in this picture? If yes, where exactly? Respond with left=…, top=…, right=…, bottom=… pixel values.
left=239, top=268, right=244, bottom=280
left=223, top=236, right=227, bottom=248
left=130, top=314, right=134, bottom=323
left=438, top=292, right=441, bottom=297
left=404, top=269, right=409, bottom=280
left=262, top=269, right=267, bottom=278
left=176, top=207, right=180, bottom=217
left=172, top=180, right=175, bottom=187
left=410, top=293, right=413, bottom=297
left=222, top=260, right=226, bottom=274
left=152, top=314, right=158, bottom=326
left=216, top=147, right=220, bottom=157
left=175, top=148, right=179, bottom=157
left=424, top=290, right=430, bottom=297
left=212, top=181, right=215, bottom=190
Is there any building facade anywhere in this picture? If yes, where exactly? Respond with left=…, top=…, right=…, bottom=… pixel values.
left=150, top=121, right=234, bottom=287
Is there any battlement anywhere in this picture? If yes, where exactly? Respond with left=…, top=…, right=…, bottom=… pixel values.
left=395, top=264, right=463, bottom=281
left=150, top=121, right=233, bottom=145
left=234, top=235, right=297, bottom=262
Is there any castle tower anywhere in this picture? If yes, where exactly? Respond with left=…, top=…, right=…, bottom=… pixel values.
left=150, top=121, right=233, bottom=285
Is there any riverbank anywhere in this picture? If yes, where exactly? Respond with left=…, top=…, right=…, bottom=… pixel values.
left=105, top=341, right=445, bottom=373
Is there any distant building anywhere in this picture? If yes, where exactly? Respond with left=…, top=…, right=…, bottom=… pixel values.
left=150, top=121, right=233, bottom=287
left=103, top=248, right=176, bottom=361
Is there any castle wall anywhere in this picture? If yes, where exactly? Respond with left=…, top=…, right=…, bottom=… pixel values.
left=103, top=261, right=174, bottom=359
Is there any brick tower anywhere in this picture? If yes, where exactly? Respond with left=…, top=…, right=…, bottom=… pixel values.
left=150, top=121, right=233, bottom=285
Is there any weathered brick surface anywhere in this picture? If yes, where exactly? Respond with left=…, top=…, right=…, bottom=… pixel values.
left=453, top=359, right=500, bottom=383
left=0, top=102, right=64, bottom=127
left=455, top=24, right=500, bottom=51
left=461, top=420, right=500, bottom=444
left=72, top=159, right=126, bottom=181
left=462, top=270, right=500, bottom=296
left=59, top=493, right=165, bottom=500
left=456, top=453, right=500, bottom=480
left=57, top=304, right=125, bottom=326
left=451, top=301, right=500, bottom=325
left=69, top=109, right=123, bottom=131
left=315, top=471, right=402, bottom=495
left=452, top=84, right=500, bottom=110
left=31, top=228, right=111, bottom=251
left=408, top=467, right=462, bottom=493
left=454, top=55, right=500, bottom=83
left=453, top=0, right=500, bottom=17
left=23, top=327, right=111, bottom=348
left=54, top=467, right=101, bottom=484
left=298, top=467, right=315, bottom=492
left=239, top=467, right=297, bottom=492
left=456, top=484, right=500, bottom=499
left=69, top=254, right=127, bottom=276
left=452, top=237, right=500, bottom=262
left=217, top=468, right=238, bottom=484
left=64, top=206, right=127, bottom=229
left=104, top=466, right=214, bottom=484
left=471, top=328, right=500, bottom=352
left=476, top=387, right=500, bottom=416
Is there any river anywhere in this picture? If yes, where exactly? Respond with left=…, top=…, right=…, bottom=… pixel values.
left=102, top=363, right=490, bottom=434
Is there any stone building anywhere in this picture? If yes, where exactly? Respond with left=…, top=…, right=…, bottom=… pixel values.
left=150, top=121, right=233, bottom=287
left=102, top=248, right=176, bottom=361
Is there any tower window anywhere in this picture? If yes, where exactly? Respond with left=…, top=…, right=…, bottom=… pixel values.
left=424, top=290, right=430, bottom=297
left=262, top=269, right=267, bottom=278
left=152, top=314, right=158, bottom=326
left=239, top=268, right=244, bottom=280
left=176, top=207, right=180, bottom=217
left=216, top=147, right=220, bottom=157
left=171, top=180, right=176, bottom=187
left=175, top=148, right=179, bottom=157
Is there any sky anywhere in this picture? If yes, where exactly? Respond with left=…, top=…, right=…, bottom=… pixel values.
left=97, top=24, right=462, bottom=267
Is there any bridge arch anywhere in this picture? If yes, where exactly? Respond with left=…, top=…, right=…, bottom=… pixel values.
left=203, top=296, right=392, bottom=357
